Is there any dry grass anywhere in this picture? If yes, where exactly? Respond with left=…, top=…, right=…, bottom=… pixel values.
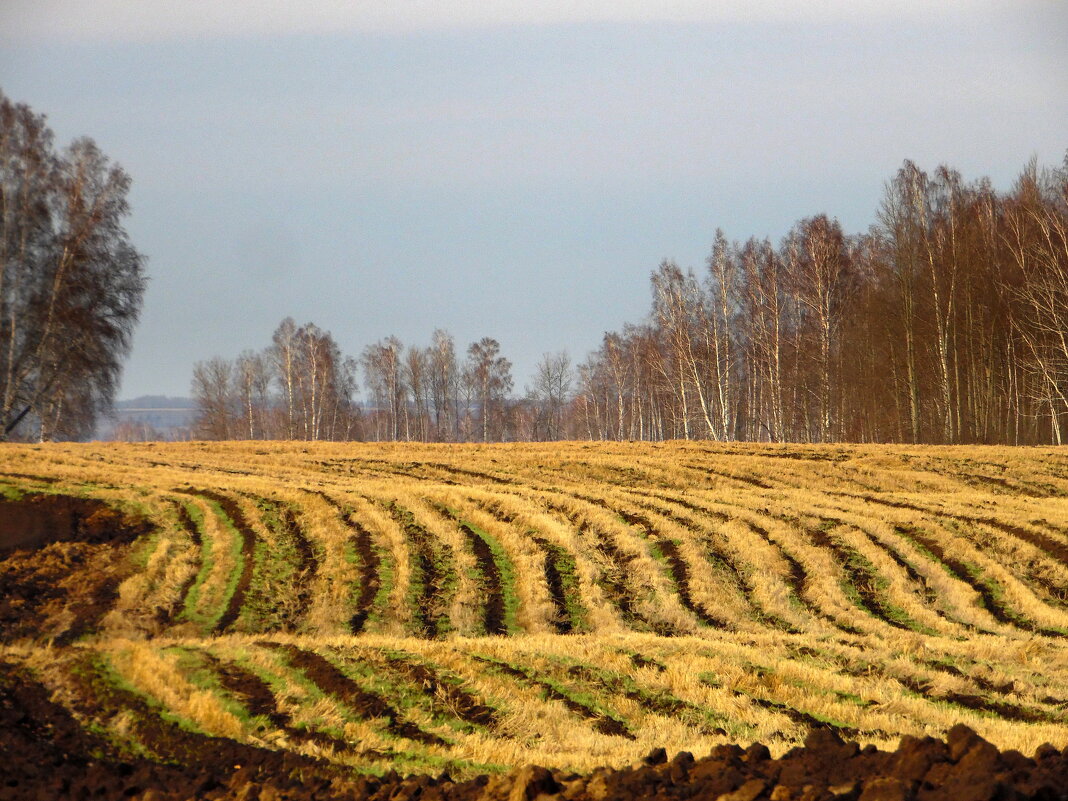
left=2, top=440, right=1068, bottom=775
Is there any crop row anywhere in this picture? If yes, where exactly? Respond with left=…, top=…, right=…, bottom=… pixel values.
left=2, top=465, right=1067, bottom=643
left=6, top=629, right=1068, bottom=775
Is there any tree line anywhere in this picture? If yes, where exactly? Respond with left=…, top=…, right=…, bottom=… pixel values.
left=191, top=321, right=576, bottom=442
left=189, top=156, right=1068, bottom=445
left=579, top=157, right=1068, bottom=445
left=5, top=88, right=1061, bottom=446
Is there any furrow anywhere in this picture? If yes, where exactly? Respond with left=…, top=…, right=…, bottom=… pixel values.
left=472, top=655, right=636, bottom=740
left=261, top=643, right=446, bottom=746
left=542, top=499, right=669, bottom=635
left=384, top=502, right=455, bottom=638
left=181, top=489, right=257, bottom=634
left=311, top=491, right=383, bottom=635
left=893, top=523, right=1064, bottom=637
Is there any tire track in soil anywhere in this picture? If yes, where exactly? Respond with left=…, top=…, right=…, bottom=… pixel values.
left=531, top=536, right=575, bottom=634
left=744, top=519, right=863, bottom=636
left=473, top=499, right=578, bottom=634
left=203, top=654, right=349, bottom=750
left=802, top=519, right=916, bottom=632
left=543, top=499, right=672, bottom=636
left=892, top=523, right=1065, bottom=637
left=198, top=491, right=258, bottom=634
left=60, top=653, right=339, bottom=775
left=386, top=503, right=451, bottom=638
left=260, top=643, right=445, bottom=746
left=640, top=492, right=799, bottom=632
left=311, top=492, right=381, bottom=634
left=894, top=673, right=1061, bottom=725
left=163, top=499, right=202, bottom=627
left=563, top=663, right=727, bottom=736
left=422, top=462, right=515, bottom=486
left=851, top=491, right=1068, bottom=574
left=0, top=470, right=60, bottom=485
left=457, top=522, right=507, bottom=636
left=688, top=464, right=773, bottom=490
left=699, top=672, right=866, bottom=739
left=605, top=502, right=730, bottom=630
left=174, top=488, right=257, bottom=634
left=257, top=498, right=317, bottom=632
left=472, top=655, right=636, bottom=740
left=798, top=644, right=1065, bottom=726
left=381, top=653, right=500, bottom=730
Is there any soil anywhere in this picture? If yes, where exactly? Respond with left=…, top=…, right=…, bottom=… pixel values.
left=616, top=506, right=730, bottom=629
left=459, top=522, right=507, bottom=635
left=387, top=503, right=451, bottom=638
left=5, top=658, right=1068, bottom=801
left=383, top=653, right=499, bottom=729
left=0, top=494, right=150, bottom=643
left=473, top=655, right=636, bottom=740
left=531, top=535, right=575, bottom=634
left=204, top=653, right=350, bottom=750
left=194, top=490, right=259, bottom=634
left=311, top=492, right=382, bottom=634
left=546, top=501, right=664, bottom=634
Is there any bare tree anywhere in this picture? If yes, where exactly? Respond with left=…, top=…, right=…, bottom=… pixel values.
left=530, top=350, right=573, bottom=440
left=191, top=357, right=234, bottom=440
left=428, top=328, right=459, bottom=441
left=234, top=350, right=270, bottom=439
left=783, top=215, right=854, bottom=442
left=268, top=317, right=299, bottom=439
left=465, top=337, right=513, bottom=442
left=362, top=336, right=405, bottom=441
left=405, top=344, right=430, bottom=441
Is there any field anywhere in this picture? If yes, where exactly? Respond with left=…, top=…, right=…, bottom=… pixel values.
left=2, top=441, right=1068, bottom=786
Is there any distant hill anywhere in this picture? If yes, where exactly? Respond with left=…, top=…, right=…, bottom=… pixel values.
left=95, top=396, right=196, bottom=440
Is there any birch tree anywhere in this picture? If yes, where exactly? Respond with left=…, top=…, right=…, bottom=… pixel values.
left=1, top=93, right=146, bottom=440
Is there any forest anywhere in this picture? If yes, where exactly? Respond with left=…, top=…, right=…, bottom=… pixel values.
left=188, top=156, right=1068, bottom=446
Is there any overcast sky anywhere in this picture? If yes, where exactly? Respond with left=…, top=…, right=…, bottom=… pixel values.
left=2, top=1, right=1066, bottom=399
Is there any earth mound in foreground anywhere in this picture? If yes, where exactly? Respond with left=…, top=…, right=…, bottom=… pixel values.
left=4, top=660, right=1067, bottom=801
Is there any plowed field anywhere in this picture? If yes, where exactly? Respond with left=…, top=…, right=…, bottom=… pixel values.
left=2, top=441, right=1067, bottom=798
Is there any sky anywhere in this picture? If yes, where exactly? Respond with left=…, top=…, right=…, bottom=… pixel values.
left=2, top=1, right=1066, bottom=400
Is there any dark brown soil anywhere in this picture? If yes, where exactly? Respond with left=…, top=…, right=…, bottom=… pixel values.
left=278, top=501, right=318, bottom=628
left=6, top=657, right=1068, bottom=801
left=0, top=493, right=147, bottom=552
left=545, top=501, right=666, bottom=635
left=478, top=499, right=577, bottom=634
left=615, top=506, right=730, bottom=629
left=473, top=655, right=636, bottom=740
left=312, top=492, right=382, bottom=634
left=459, top=522, right=507, bottom=635
left=1, top=654, right=360, bottom=801
left=0, top=494, right=150, bottom=643
left=531, top=535, right=575, bottom=634
left=804, top=518, right=915, bottom=632
left=746, top=519, right=863, bottom=635
left=387, top=502, right=452, bottom=638
left=205, top=653, right=350, bottom=750
left=160, top=499, right=203, bottom=627
left=348, top=518, right=382, bottom=634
